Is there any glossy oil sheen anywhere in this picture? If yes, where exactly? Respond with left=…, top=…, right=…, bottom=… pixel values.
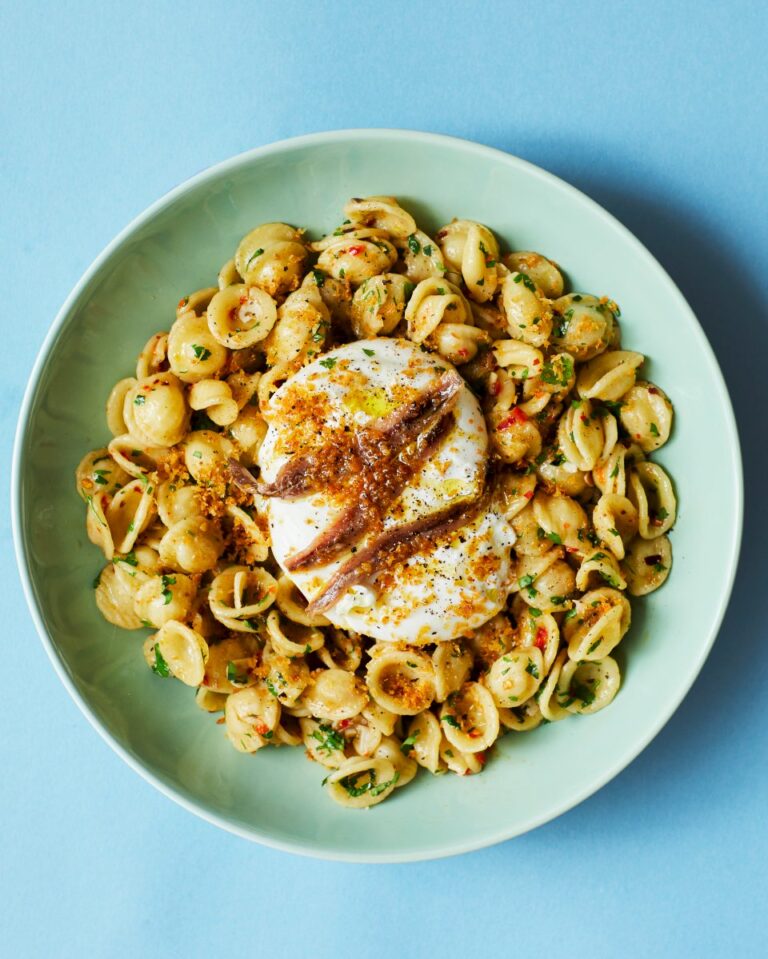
left=12, top=130, right=742, bottom=862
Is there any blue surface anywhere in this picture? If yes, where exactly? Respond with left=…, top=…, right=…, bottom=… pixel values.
left=2, top=1, right=766, bottom=956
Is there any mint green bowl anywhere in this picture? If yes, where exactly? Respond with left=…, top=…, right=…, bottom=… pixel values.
left=12, top=130, right=742, bottom=861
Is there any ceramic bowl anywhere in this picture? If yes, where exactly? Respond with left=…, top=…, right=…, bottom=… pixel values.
left=12, top=130, right=742, bottom=861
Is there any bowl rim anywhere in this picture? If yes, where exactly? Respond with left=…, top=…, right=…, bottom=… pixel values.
left=11, top=128, right=744, bottom=862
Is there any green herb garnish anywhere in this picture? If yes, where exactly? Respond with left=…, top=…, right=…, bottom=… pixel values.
left=227, top=661, right=249, bottom=685
left=152, top=645, right=171, bottom=678
left=337, top=768, right=399, bottom=798
left=161, top=574, right=176, bottom=605
left=525, top=660, right=540, bottom=679
left=514, top=272, right=536, bottom=293
left=192, top=344, right=212, bottom=361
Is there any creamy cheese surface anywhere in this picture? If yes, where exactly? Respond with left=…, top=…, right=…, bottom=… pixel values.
left=259, top=338, right=516, bottom=642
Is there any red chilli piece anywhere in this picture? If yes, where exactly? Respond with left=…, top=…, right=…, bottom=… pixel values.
left=497, top=407, right=528, bottom=431
left=534, top=626, right=548, bottom=650
left=346, top=245, right=366, bottom=256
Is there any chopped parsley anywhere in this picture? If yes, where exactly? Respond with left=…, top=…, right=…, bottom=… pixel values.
left=525, top=660, right=540, bottom=679
left=540, top=355, right=573, bottom=388
left=319, top=357, right=337, bottom=369
left=407, top=234, right=421, bottom=255
left=227, top=661, right=249, bottom=685
left=337, top=768, right=399, bottom=799
left=570, top=681, right=597, bottom=708
left=161, top=574, right=176, bottom=605
left=246, top=248, right=264, bottom=268
left=192, top=344, right=212, bottom=361
left=152, top=645, right=171, bottom=678
left=518, top=574, right=535, bottom=589
left=513, top=272, right=537, bottom=293
left=649, top=422, right=660, bottom=437
left=362, top=348, right=376, bottom=357
left=441, top=714, right=460, bottom=729
left=401, top=730, right=420, bottom=755
left=114, top=551, right=138, bottom=567
left=312, top=724, right=345, bottom=754
left=133, top=395, right=146, bottom=405
left=311, top=320, right=328, bottom=343
left=545, top=531, right=563, bottom=545
left=312, top=268, right=326, bottom=287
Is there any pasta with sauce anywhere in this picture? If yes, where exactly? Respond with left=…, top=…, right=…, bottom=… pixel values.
left=77, top=195, right=676, bottom=809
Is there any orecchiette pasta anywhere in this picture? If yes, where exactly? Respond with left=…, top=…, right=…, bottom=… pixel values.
left=207, top=284, right=278, bottom=349
left=78, top=195, right=677, bottom=809
left=503, top=251, right=564, bottom=299
left=234, top=222, right=307, bottom=297
left=563, top=588, right=632, bottom=661
left=619, top=381, right=674, bottom=451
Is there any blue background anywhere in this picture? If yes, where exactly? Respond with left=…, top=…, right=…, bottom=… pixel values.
left=2, top=2, right=766, bottom=956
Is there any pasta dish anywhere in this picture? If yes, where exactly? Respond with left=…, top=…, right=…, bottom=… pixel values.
left=76, top=196, right=676, bottom=808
